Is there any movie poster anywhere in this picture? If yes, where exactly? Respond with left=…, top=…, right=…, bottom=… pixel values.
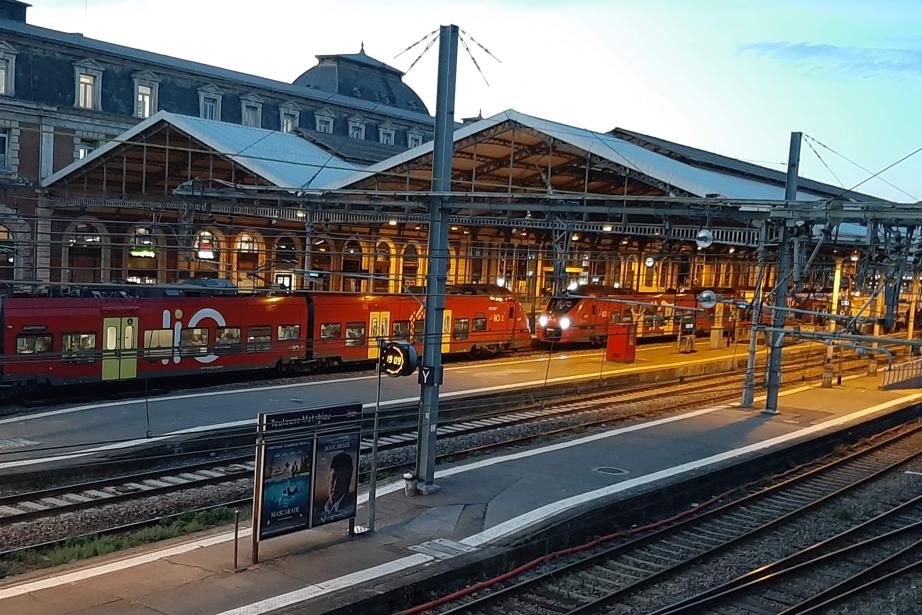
left=311, top=432, right=360, bottom=527
left=259, top=439, right=312, bottom=540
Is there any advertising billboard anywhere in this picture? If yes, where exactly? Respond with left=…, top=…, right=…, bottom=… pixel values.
left=259, top=439, right=312, bottom=540
left=311, top=432, right=360, bottom=527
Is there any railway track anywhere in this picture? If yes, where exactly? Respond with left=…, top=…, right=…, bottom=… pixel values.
left=423, top=423, right=922, bottom=615
left=652, top=494, right=922, bottom=614
left=0, top=355, right=871, bottom=530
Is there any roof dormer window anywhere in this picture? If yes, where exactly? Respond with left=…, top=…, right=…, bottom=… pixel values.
left=132, top=71, right=160, bottom=119
left=240, top=93, right=263, bottom=128
left=279, top=101, right=300, bottom=133
left=348, top=117, right=365, bottom=140
left=0, top=42, right=18, bottom=97
left=73, top=59, right=104, bottom=110
left=379, top=123, right=396, bottom=146
left=198, top=85, right=223, bottom=121
left=315, top=108, right=334, bottom=134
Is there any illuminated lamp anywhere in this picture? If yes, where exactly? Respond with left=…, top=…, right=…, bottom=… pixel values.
left=560, top=316, right=572, bottom=330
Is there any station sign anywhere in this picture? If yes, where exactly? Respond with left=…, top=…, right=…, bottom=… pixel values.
left=380, top=341, right=418, bottom=378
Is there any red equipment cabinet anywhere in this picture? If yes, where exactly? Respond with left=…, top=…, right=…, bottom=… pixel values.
left=606, top=323, right=636, bottom=362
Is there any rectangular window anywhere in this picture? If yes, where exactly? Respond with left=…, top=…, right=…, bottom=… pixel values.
left=247, top=326, right=272, bottom=352
left=452, top=318, right=470, bottom=340
left=242, top=103, right=260, bottom=127
left=136, top=84, right=153, bottom=118
left=63, top=332, right=96, bottom=362
left=345, top=322, right=366, bottom=347
left=379, top=127, right=395, bottom=145
left=348, top=123, right=364, bottom=140
left=215, top=327, right=241, bottom=354
left=281, top=111, right=297, bottom=132
left=473, top=315, right=488, bottom=332
left=0, top=130, right=7, bottom=169
left=320, top=322, right=341, bottom=340
left=277, top=324, right=301, bottom=341
left=78, top=73, right=95, bottom=109
left=201, top=96, right=218, bottom=120
left=143, top=328, right=173, bottom=359
left=0, top=59, right=7, bottom=96
left=77, top=139, right=97, bottom=160
left=393, top=320, right=410, bottom=340
left=407, top=133, right=423, bottom=148
left=17, top=334, right=52, bottom=354
left=316, top=116, right=333, bottom=134
left=180, top=327, right=209, bottom=356
left=412, top=319, right=425, bottom=344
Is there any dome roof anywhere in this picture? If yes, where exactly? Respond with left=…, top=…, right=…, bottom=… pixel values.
left=293, top=45, right=429, bottom=115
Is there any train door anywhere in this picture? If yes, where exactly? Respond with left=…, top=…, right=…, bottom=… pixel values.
left=442, top=309, right=452, bottom=353
left=368, top=310, right=390, bottom=360
left=101, top=316, right=138, bottom=381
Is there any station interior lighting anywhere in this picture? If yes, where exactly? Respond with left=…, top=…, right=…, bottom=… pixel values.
left=560, top=316, right=572, bottom=330
left=450, top=225, right=459, bottom=231
left=620, top=238, right=629, bottom=246
left=496, top=276, right=506, bottom=287
left=296, top=210, right=306, bottom=218
left=728, top=246, right=736, bottom=254
left=644, top=256, right=656, bottom=268
left=388, top=219, right=398, bottom=226
left=850, top=251, right=860, bottom=262
left=567, top=280, right=579, bottom=291
left=602, top=224, right=613, bottom=232
left=613, top=281, right=621, bottom=288
left=571, top=233, right=580, bottom=241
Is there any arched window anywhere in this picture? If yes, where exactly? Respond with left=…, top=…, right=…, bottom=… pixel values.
left=275, top=237, right=297, bottom=264
left=402, top=244, right=418, bottom=289
left=235, top=233, right=260, bottom=289
left=342, top=239, right=363, bottom=293
left=311, top=238, right=331, bottom=291
left=194, top=230, right=218, bottom=261
left=373, top=242, right=391, bottom=293
left=126, top=226, right=159, bottom=284
left=68, top=222, right=104, bottom=283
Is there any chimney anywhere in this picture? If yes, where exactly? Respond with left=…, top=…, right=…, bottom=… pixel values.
left=0, top=1, right=29, bottom=23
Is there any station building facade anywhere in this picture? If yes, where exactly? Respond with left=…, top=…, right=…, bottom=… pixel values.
left=0, top=0, right=877, bottom=307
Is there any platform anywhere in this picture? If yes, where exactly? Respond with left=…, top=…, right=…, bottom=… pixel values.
left=0, top=340, right=774, bottom=471
left=1, top=373, right=920, bottom=615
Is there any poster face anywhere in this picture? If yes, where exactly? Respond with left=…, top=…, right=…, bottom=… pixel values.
left=311, top=432, right=360, bottom=527
left=259, top=439, right=313, bottom=540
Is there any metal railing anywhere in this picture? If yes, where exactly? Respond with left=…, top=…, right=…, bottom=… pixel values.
left=882, top=357, right=922, bottom=389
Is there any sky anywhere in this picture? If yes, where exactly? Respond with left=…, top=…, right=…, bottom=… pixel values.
left=27, top=0, right=922, bottom=202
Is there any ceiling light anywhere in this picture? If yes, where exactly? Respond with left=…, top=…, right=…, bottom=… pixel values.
left=388, top=219, right=398, bottom=226
left=602, top=224, right=613, bottom=232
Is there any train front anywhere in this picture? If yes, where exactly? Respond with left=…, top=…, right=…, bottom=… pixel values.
left=536, top=296, right=581, bottom=343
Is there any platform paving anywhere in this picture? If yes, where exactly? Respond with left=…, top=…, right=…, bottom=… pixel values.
left=1, top=371, right=920, bottom=615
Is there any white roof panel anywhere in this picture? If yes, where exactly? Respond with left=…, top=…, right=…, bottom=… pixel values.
left=43, top=111, right=362, bottom=190
left=330, top=109, right=820, bottom=200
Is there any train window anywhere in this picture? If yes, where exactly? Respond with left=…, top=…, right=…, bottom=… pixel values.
left=473, top=316, right=488, bottom=332
left=180, top=328, right=209, bottom=356
left=277, top=324, right=301, bottom=341
left=63, top=333, right=96, bottom=362
left=247, top=326, right=272, bottom=352
left=393, top=320, right=410, bottom=340
left=215, top=327, right=242, bottom=354
left=591, top=304, right=597, bottom=316
left=412, top=320, right=425, bottom=344
left=123, top=324, right=135, bottom=350
left=345, top=323, right=366, bottom=347
left=453, top=318, right=470, bottom=341
left=508, top=306, right=515, bottom=319
left=16, top=334, right=52, bottom=354
left=320, top=323, right=341, bottom=340
left=105, top=326, right=118, bottom=351
left=610, top=311, right=622, bottom=323
left=144, top=329, right=173, bottom=359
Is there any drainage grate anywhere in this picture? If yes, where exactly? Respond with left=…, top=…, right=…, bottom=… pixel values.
left=594, top=466, right=630, bottom=476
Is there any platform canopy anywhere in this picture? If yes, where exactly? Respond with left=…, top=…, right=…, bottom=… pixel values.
left=328, top=109, right=860, bottom=202
left=43, top=111, right=362, bottom=196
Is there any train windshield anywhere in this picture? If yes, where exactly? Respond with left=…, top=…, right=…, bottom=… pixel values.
left=547, top=298, right=578, bottom=314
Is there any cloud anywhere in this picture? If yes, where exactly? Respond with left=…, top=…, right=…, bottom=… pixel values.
left=741, top=41, right=922, bottom=78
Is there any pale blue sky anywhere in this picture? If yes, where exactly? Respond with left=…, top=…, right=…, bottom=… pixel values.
left=28, top=0, right=922, bottom=202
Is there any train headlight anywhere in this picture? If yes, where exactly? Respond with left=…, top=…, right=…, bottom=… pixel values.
left=560, top=317, right=572, bottom=330
left=538, top=315, right=549, bottom=327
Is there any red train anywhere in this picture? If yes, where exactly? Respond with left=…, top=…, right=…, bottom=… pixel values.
left=535, top=285, right=722, bottom=345
left=1, top=284, right=531, bottom=387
